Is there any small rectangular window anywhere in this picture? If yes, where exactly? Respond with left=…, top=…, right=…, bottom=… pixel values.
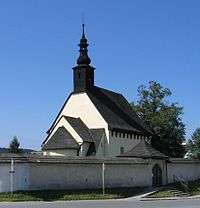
left=120, top=147, right=124, bottom=154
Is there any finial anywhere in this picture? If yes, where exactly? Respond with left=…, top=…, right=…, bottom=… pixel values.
left=76, top=18, right=91, bottom=65
left=82, top=23, right=85, bottom=38
left=81, top=13, right=85, bottom=38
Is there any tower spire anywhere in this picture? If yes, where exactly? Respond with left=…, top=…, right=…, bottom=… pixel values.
left=77, top=24, right=91, bottom=65
left=82, top=23, right=85, bottom=38
left=73, top=24, right=95, bottom=93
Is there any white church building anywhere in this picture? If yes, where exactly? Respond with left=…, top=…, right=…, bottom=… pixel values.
left=0, top=25, right=199, bottom=193
left=41, top=24, right=166, bottom=161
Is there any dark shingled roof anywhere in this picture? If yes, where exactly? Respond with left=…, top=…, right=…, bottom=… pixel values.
left=42, top=126, right=79, bottom=150
left=90, top=128, right=105, bottom=149
left=64, top=116, right=94, bottom=143
left=118, top=140, right=168, bottom=159
left=46, top=86, right=152, bottom=138
left=87, top=86, right=152, bottom=135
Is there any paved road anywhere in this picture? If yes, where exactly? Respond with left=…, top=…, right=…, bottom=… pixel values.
left=0, top=199, right=199, bottom=208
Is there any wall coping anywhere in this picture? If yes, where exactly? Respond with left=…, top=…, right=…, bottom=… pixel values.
left=169, top=158, right=200, bottom=164
left=0, top=154, right=149, bottom=165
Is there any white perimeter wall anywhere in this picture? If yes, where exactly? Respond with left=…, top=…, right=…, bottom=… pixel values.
left=27, top=162, right=155, bottom=190
left=1, top=159, right=200, bottom=193
left=0, top=159, right=165, bottom=192
left=167, top=161, right=200, bottom=183
left=0, top=163, right=29, bottom=193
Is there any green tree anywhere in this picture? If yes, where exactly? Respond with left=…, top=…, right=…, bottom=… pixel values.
left=187, top=128, right=200, bottom=159
left=9, top=136, right=20, bottom=153
left=131, top=81, right=185, bottom=157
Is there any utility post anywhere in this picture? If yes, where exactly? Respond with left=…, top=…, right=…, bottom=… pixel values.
left=9, top=159, right=15, bottom=194
left=102, top=162, right=105, bottom=195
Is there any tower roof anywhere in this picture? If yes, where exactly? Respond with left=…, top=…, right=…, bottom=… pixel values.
left=76, top=24, right=91, bottom=65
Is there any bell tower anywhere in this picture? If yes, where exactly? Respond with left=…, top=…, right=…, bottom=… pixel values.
left=73, top=24, right=95, bottom=93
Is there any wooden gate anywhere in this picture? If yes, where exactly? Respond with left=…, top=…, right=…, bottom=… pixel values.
left=152, top=164, right=162, bottom=187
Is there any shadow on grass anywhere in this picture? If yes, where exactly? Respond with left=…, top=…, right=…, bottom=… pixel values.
left=0, top=187, right=145, bottom=202
left=147, top=179, right=200, bottom=198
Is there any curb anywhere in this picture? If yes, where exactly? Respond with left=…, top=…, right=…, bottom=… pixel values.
left=141, top=196, right=200, bottom=201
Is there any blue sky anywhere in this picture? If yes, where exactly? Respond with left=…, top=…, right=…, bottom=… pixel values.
left=0, top=0, right=200, bottom=150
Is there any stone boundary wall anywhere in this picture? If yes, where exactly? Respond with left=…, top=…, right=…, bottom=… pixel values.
left=0, top=156, right=165, bottom=192
left=0, top=156, right=199, bottom=193
left=167, top=158, right=200, bottom=184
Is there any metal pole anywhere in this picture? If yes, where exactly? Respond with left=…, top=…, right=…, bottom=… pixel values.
left=10, top=159, right=14, bottom=194
left=102, top=162, right=105, bottom=195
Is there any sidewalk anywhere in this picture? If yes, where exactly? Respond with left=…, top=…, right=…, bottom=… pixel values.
left=141, top=195, right=200, bottom=201
left=119, top=189, right=159, bottom=201
left=120, top=188, right=200, bottom=201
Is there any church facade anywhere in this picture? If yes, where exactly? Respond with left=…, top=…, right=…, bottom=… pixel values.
left=41, top=25, right=166, bottom=161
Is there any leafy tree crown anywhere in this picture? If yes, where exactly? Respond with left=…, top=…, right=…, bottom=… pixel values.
left=132, top=81, right=185, bottom=157
left=9, top=136, right=20, bottom=153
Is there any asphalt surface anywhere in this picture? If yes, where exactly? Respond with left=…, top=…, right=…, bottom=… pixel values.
left=0, top=199, right=199, bottom=208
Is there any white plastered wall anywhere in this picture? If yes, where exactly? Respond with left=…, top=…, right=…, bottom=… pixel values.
left=45, top=92, right=110, bottom=156
left=108, top=132, right=142, bottom=157
left=51, top=93, right=108, bottom=132
left=0, top=163, right=29, bottom=193
left=27, top=159, right=166, bottom=190
left=167, top=161, right=200, bottom=183
left=0, top=160, right=158, bottom=192
left=3, top=159, right=200, bottom=193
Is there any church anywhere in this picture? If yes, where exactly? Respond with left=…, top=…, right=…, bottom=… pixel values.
left=41, top=24, right=166, bottom=160
left=0, top=25, right=199, bottom=193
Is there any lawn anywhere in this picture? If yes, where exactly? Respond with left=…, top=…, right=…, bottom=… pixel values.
left=0, top=187, right=145, bottom=202
left=148, top=190, right=175, bottom=198
left=148, top=179, right=200, bottom=198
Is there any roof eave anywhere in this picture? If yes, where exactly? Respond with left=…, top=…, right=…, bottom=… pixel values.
left=42, top=146, right=79, bottom=151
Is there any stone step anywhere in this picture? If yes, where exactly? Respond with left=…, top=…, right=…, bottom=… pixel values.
left=174, top=193, right=190, bottom=195
left=174, top=194, right=190, bottom=197
left=164, top=188, right=191, bottom=197
left=173, top=191, right=187, bottom=193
